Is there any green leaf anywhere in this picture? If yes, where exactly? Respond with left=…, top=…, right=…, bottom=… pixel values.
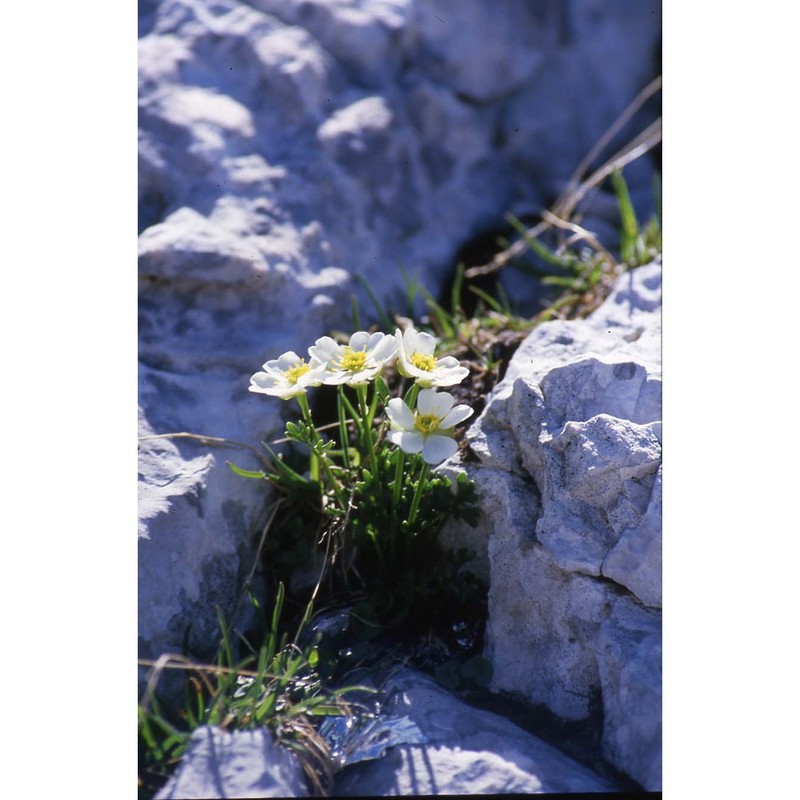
left=505, top=212, right=574, bottom=270
left=339, top=391, right=362, bottom=434
left=262, top=444, right=313, bottom=488
left=226, top=462, right=267, bottom=480
left=350, top=294, right=362, bottom=331
left=467, top=284, right=505, bottom=314
left=267, top=582, right=285, bottom=663
left=355, top=273, right=394, bottom=332
left=216, top=606, right=234, bottom=666
left=419, top=285, right=455, bottom=339
left=254, top=692, right=277, bottom=723
left=375, top=376, right=391, bottom=403
left=610, top=169, right=639, bottom=265
left=450, top=261, right=465, bottom=315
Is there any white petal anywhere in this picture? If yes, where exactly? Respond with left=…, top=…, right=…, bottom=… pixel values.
left=386, top=398, right=416, bottom=430
left=309, top=337, right=341, bottom=362
left=395, top=327, right=407, bottom=358
left=370, top=333, right=397, bottom=362
left=417, top=389, right=454, bottom=418
left=397, top=431, right=425, bottom=454
left=402, top=363, right=428, bottom=381
left=341, top=366, right=380, bottom=386
left=440, top=404, right=473, bottom=428
left=436, top=356, right=461, bottom=369
left=249, top=374, right=301, bottom=400
left=422, top=435, right=458, bottom=464
left=298, top=365, right=327, bottom=388
left=401, top=327, right=420, bottom=355
left=410, top=328, right=437, bottom=355
left=259, top=362, right=283, bottom=377
left=428, top=366, right=470, bottom=387
left=386, top=430, right=403, bottom=446
left=320, top=370, right=352, bottom=385
left=364, top=331, right=385, bottom=352
left=274, top=351, right=302, bottom=371
left=250, top=371, right=280, bottom=390
left=349, top=330, right=372, bottom=351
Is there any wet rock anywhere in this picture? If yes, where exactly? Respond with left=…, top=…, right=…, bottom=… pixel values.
left=333, top=669, right=618, bottom=795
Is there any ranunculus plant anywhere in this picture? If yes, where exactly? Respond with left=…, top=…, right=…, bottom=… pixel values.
left=235, top=325, right=480, bottom=628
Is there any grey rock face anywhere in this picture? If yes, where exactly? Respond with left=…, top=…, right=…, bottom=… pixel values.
left=138, top=0, right=661, bottom=674
left=598, top=596, right=662, bottom=790
left=155, top=726, right=309, bottom=799
left=461, top=260, right=662, bottom=787
left=333, top=669, right=617, bottom=796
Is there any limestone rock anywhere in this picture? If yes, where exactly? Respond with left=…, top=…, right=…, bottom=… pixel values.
left=603, top=464, right=662, bottom=608
left=463, top=260, right=662, bottom=788
left=155, top=726, right=309, bottom=799
left=138, top=0, right=661, bottom=673
left=598, top=596, right=662, bottom=790
left=333, top=669, right=617, bottom=796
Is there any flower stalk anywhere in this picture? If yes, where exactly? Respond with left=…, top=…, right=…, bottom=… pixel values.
left=245, top=326, right=476, bottom=583
left=356, top=383, right=379, bottom=477
left=296, top=393, right=346, bottom=510
left=408, top=462, right=429, bottom=526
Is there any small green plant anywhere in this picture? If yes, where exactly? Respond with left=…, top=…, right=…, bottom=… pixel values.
left=138, top=586, right=367, bottom=798
left=610, top=169, right=662, bottom=268
left=472, top=166, right=662, bottom=326
left=236, top=326, right=481, bottom=631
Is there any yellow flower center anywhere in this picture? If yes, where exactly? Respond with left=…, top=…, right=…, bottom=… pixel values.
left=415, top=413, right=440, bottom=435
left=284, top=361, right=311, bottom=385
left=340, top=347, right=368, bottom=372
left=411, top=351, right=437, bottom=372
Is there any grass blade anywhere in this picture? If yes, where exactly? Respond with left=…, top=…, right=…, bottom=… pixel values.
left=450, top=262, right=465, bottom=316
left=418, top=285, right=455, bottom=339
left=226, top=462, right=267, bottom=480
left=467, top=284, right=505, bottom=314
left=355, top=273, right=393, bottom=331
left=267, top=582, right=285, bottom=664
left=505, top=212, right=575, bottom=270
left=350, top=294, right=361, bottom=331
left=610, top=169, right=639, bottom=264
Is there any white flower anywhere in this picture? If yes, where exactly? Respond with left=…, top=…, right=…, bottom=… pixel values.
left=385, top=389, right=473, bottom=465
left=395, top=327, right=469, bottom=388
left=249, top=351, right=327, bottom=400
left=309, top=331, right=397, bottom=386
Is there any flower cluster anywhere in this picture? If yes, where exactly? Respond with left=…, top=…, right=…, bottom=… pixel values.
left=249, top=326, right=473, bottom=465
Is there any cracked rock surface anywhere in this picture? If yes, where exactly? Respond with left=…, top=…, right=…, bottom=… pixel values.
left=156, top=670, right=619, bottom=797
left=138, top=0, right=661, bottom=675
left=446, top=259, right=662, bottom=788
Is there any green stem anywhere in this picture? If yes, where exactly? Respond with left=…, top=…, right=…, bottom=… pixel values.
left=336, top=386, right=350, bottom=471
left=404, top=382, right=420, bottom=410
left=296, top=394, right=346, bottom=510
left=392, top=448, right=404, bottom=509
left=357, top=383, right=379, bottom=477
left=408, top=461, right=429, bottom=526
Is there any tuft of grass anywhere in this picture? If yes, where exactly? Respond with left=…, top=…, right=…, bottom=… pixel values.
left=138, top=587, right=370, bottom=798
